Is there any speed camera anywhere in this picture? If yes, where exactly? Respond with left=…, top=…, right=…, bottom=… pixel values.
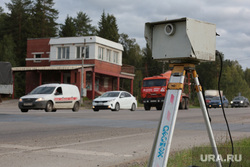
left=145, top=17, right=216, bottom=62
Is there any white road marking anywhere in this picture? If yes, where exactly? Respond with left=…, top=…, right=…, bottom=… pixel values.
left=0, top=144, right=42, bottom=150
left=50, top=148, right=132, bottom=157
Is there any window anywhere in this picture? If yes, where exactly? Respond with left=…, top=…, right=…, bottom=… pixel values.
left=76, top=46, right=89, bottom=59
left=55, top=87, right=63, bottom=95
left=106, top=49, right=111, bottom=62
left=143, top=79, right=166, bottom=87
left=98, top=47, right=104, bottom=60
left=113, top=51, right=118, bottom=63
left=58, top=47, right=70, bottom=59
left=34, top=54, right=41, bottom=62
left=125, top=92, right=131, bottom=97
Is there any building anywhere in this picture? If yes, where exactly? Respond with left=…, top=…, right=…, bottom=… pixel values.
left=12, top=36, right=135, bottom=99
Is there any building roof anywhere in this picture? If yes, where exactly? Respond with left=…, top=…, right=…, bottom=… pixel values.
left=49, top=36, right=123, bottom=51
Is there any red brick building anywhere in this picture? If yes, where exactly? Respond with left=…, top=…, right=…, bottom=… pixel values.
left=12, top=36, right=135, bottom=99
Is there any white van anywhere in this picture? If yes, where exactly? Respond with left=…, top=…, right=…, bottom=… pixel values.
left=18, top=83, right=80, bottom=113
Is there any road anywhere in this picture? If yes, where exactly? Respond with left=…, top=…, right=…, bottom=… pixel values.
left=0, top=100, right=250, bottom=167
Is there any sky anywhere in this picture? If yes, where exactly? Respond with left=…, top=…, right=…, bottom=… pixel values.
left=1, top=0, right=250, bottom=69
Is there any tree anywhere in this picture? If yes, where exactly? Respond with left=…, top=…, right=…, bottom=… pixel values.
left=97, top=11, right=119, bottom=42
left=142, top=44, right=164, bottom=77
left=74, top=11, right=96, bottom=36
left=60, top=15, right=76, bottom=37
left=0, top=35, right=16, bottom=66
left=6, top=0, right=33, bottom=66
left=119, top=33, right=141, bottom=66
left=244, top=68, right=250, bottom=88
left=31, top=0, right=58, bottom=38
left=119, top=33, right=143, bottom=99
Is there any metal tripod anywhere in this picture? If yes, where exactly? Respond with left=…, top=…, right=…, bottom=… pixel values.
left=147, top=64, right=222, bottom=167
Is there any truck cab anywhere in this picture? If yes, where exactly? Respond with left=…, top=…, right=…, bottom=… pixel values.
left=141, top=71, right=189, bottom=110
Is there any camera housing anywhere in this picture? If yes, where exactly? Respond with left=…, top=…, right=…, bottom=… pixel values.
left=145, top=18, right=216, bottom=63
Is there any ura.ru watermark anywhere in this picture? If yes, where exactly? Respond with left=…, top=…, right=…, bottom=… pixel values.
left=200, top=154, right=242, bottom=163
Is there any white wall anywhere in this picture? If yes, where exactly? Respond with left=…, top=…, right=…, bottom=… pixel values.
left=49, top=36, right=123, bottom=66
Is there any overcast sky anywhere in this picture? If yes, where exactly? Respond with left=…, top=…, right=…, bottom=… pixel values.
left=1, top=0, right=250, bottom=69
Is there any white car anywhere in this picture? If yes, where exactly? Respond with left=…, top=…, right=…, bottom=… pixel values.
left=92, top=91, right=137, bottom=111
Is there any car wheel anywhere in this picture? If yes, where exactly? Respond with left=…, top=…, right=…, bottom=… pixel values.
left=130, top=103, right=136, bottom=111
left=93, top=108, right=99, bottom=112
left=45, top=101, right=53, bottom=112
left=72, top=101, right=80, bottom=112
left=21, top=109, right=28, bottom=113
left=112, top=103, right=120, bottom=111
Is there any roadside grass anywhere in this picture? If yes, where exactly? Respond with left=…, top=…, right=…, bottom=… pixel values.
left=129, top=137, right=250, bottom=167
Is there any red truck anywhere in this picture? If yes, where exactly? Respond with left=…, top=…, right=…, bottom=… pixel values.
left=141, top=71, right=189, bottom=110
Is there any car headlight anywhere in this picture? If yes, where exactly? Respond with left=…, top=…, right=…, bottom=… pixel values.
left=19, top=98, right=23, bottom=102
left=240, top=101, right=243, bottom=104
left=230, top=101, right=233, bottom=104
left=36, top=98, right=44, bottom=101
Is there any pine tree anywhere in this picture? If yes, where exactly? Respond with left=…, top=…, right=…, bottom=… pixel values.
left=74, top=11, right=96, bottom=36
left=60, top=15, right=76, bottom=37
left=97, top=11, right=119, bottom=42
left=5, top=0, right=33, bottom=66
left=31, top=0, right=58, bottom=38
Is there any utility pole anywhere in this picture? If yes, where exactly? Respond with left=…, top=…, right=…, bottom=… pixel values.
left=81, top=39, right=86, bottom=104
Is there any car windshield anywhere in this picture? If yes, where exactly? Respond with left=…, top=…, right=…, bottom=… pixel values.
left=233, top=96, right=244, bottom=100
left=212, top=97, right=220, bottom=100
left=101, top=92, right=120, bottom=97
left=30, top=86, right=55, bottom=94
left=205, top=96, right=214, bottom=99
left=143, top=79, right=166, bottom=87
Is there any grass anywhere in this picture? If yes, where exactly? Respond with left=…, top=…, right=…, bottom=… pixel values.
left=129, top=137, right=250, bottom=167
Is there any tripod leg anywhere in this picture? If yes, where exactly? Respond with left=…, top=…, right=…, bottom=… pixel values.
left=193, top=70, right=222, bottom=167
left=148, top=65, right=185, bottom=167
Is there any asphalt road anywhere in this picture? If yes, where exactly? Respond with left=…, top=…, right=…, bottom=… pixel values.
left=0, top=100, right=250, bottom=167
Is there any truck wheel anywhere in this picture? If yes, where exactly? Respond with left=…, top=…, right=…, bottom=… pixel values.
left=179, top=98, right=185, bottom=110
left=156, top=105, right=162, bottom=110
left=144, top=104, right=151, bottom=111
left=185, top=98, right=189, bottom=109
left=45, top=101, right=53, bottom=112
left=72, top=101, right=80, bottom=112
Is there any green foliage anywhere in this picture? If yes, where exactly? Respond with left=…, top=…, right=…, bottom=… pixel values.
left=60, top=15, right=76, bottom=37
left=59, top=12, right=96, bottom=37
left=0, top=35, right=16, bottom=66
left=74, top=11, right=96, bottom=36
left=196, top=51, right=250, bottom=102
left=97, top=11, right=119, bottom=42
left=31, top=0, right=58, bottom=38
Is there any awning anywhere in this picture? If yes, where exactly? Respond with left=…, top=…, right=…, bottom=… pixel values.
left=12, top=65, right=94, bottom=72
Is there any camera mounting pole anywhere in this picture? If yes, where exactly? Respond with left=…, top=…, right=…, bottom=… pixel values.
left=145, top=18, right=222, bottom=167
left=147, top=63, right=222, bottom=167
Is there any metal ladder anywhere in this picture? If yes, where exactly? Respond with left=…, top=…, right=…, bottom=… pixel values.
left=147, top=64, right=222, bottom=167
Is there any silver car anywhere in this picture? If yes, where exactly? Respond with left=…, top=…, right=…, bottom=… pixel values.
left=92, top=91, right=137, bottom=111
